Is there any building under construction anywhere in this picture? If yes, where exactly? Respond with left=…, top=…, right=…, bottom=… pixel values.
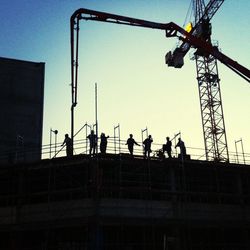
left=1, top=1, right=250, bottom=249
left=0, top=151, right=250, bottom=250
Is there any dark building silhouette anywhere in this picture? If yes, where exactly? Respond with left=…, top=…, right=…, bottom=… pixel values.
left=0, top=154, right=249, bottom=249
left=0, top=57, right=44, bottom=164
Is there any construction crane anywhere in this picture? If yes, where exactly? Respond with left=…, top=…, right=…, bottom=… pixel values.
left=70, top=7, right=250, bottom=158
left=166, top=0, right=232, bottom=162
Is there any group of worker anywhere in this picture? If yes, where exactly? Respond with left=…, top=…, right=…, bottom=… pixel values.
left=125, top=134, right=186, bottom=159
left=61, top=131, right=109, bottom=157
left=125, top=134, right=153, bottom=159
left=61, top=131, right=186, bottom=159
left=86, top=130, right=109, bottom=155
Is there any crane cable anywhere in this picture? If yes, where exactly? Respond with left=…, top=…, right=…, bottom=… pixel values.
left=182, top=0, right=193, bottom=28
left=173, top=0, right=193, bottom=48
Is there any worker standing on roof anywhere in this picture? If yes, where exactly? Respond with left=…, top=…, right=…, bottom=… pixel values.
left=87, top=130, right=97, bottom=156
left=175, top=138, right=186, bottom=159
left=61, top=134, right=73, bottom=157
left=163, top=136, right=172, bottom=158
left=126, top=134, right=140, bottom=156
left=100, top=133, right=109, bottom=154
left=143, top=135, right=153, bottom=159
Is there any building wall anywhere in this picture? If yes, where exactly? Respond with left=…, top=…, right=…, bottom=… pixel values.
left=0, top=156, right=250, bottom=249
left=0, top=57, right=44, bottom=164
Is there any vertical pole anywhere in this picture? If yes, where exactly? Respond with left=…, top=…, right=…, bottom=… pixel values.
left=114, top=124, right=120, bottom=154
left=54, top=133, right=57, bottom=157
left=95, top=83, right=98, bottom=154
left=141, top=127, right=148, bottom=156
left=70, top=16, right=80, bottom=155
left=54, top=131, right=58, bottom=157
left=86, top=123, right=88, bottom=154
left=141, top=127, right=148, bottom=143
left=70, top=15, right=75, bottom=153
left=175, top=136, right=177, bottom=158
left=235, top=139, right=246, bottom=164
left=173, top=132, right=181, bottom=158
left=114, top=126, right=116, bottom=154
left=71, top=105, right=74, bottom=154
left=84, top=123, right=91, bottom=154
left=141, top=129, right=144, bottom=154
left=241, top=139, right=246, bottom=165
left=118, top=124, right=121, bottom=154
left=49, top=129, right=52, bottom=159
left=235, top=140, right=239, bottom=164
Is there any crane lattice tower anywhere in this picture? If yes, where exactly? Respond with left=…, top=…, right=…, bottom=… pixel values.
left=193, top=0, right=229, bottom=162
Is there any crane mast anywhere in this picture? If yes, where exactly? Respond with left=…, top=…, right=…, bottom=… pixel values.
left=166, top=0, right=227, bottom=161
left=193, top=0, right=228, bottom=162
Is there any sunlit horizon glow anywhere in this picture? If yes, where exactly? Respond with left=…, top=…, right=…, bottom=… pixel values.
left=1, top=0, right=250, bottom=161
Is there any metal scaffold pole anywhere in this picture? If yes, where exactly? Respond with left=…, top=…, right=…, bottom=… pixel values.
left=95, top=83, right=99, bottom=154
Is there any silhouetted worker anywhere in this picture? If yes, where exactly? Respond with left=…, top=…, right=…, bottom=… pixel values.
left=100, top=133, right=109, bottom=154
left=143, top=135, right=153, bottom=159
left=87, top=130, right=97, bottom=156
left=163, top=136, right=172, bottom=158
left=126, top=134, right=140, bottom=156
left=61, top=134, right=73, bottom=157
left=175, top=138, right=186, bottom=158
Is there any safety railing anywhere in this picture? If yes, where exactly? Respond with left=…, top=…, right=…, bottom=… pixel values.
left=43, top=137, right=250, bottom=165
left=0, top=136, right=250, bottom=165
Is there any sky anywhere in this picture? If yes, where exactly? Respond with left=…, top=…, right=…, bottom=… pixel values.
left=1, top=0, right=250, bottom=162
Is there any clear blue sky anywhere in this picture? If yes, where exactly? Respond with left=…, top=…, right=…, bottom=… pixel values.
left=1, top=0, right=250, bottom=160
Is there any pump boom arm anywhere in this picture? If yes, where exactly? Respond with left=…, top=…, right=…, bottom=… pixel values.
left=70, top=8, right=250, bottom=147
left=71, top=8, right=250, bottom=105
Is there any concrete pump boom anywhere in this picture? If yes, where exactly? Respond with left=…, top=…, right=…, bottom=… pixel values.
left=70, top=8, right=250, bottom=151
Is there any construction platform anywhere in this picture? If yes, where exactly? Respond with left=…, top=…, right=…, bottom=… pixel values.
left=0, top=154, right=250, bottom=249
